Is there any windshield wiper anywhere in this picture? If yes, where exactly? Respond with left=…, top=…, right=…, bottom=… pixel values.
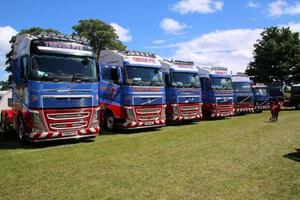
left=72, top=73, right=85, bottom=82
left=40, top=72, right=60, bottom=82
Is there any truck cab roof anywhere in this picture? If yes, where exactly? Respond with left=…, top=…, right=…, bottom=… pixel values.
left=99, top=50, right=161, bottom=68
left=197, top=66, right=231, bottom=78
left=161, top=59, right=198, bottom=73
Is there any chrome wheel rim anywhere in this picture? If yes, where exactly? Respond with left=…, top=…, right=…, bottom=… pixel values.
left=107, top=116, right=114, bottom=130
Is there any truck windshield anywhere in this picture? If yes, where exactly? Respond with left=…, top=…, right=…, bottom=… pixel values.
left=233, top=82, right=252, bottom=92
left=171, top=72, right=201, bottom=88
left=29, top=54, right=98, bottom=82
left=254, top=88, right=267, bottom=96
left=211, top=77, right=232, bottom=90
left=124, top=66, right=164, bottom=86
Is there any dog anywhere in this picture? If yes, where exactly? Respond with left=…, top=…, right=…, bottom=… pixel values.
left=270, top=100, right=282, bottom=122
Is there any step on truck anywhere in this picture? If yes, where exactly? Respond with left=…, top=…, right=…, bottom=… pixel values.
left=161, top=60, right=202, bottom=123
left=99, top=50, right=166, bottom=130
left=0, top=90, right=13, bottom=134
left=232, top=73, right=254, bottom=115
left=252, top=83, right=269, bottom=113
left=11, top=33, right=100, bottom=142
left=197, top=66, right=234, bottom=118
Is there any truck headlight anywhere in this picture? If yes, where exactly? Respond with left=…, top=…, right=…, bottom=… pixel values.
left=90, top=108, right=100, bottom=128
left=172, top=104, right=179, bottom=115
left=161, top=106, right=166, bottom=119
left=30, top=110, right=46, bottom=132
left=125, top=107, right=135, bottom=121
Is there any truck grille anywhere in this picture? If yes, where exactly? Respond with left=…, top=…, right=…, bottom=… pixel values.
left=44, top=109, right=92, bottom=131
left=217, top=103, right=234, bottom=115
left=50, top=121, right=87, bottom=130
left=47, top=112, right=90, bottom=120
left=180, top=104, right=201, bottom=116
left=135, top=107, right=162, bottom=121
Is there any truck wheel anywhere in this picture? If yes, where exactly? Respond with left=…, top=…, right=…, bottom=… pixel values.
left=1, top=114, right=8, bottom=134
left=1, top=114, right=5, bottom=134
left=104, top=112, right=116, bottom=131
left=17, top=116, right=27, bottom=144
left=296, top=104, right=300, bottom=110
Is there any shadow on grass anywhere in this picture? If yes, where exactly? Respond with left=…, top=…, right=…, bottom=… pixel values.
left=101, top=127, right=162, bottom=135
left=284, top=149, right=300, bottom=162
left=0, top=132, right=94, bottom=150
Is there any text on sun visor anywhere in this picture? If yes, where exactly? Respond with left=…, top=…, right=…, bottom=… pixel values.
left=44, top=41, right=91, bottom=51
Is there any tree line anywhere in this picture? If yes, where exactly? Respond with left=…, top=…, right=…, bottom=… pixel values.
left=1, top=20, right=300, bottom=90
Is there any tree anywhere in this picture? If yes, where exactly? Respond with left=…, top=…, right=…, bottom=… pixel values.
left=72, top=19, right=126, bottom=59
left=246, top=27, right=300, bottom=84
left=4, top=27, right=60, bottom=85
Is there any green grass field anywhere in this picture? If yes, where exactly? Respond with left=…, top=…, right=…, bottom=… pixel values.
left=0, top=111, right=300, bottom=200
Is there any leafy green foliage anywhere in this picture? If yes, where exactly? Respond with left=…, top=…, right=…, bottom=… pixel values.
left=246, top=27, right=300, bottom=84
left=72, top=19, right=126, bottom=59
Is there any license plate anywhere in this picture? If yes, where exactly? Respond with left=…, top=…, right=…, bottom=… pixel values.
left=62, top=131, right=77, bottom=137
left=144, top=121, right=154, bottom=126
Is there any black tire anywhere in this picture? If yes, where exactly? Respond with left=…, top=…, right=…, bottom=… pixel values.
left=295, top=104, right=300, bottom=110
left=0, top=114, right=4, bottom=134
left=104, top=112, right=116, bottom=131
left=17, top=116, right=27, bottom=144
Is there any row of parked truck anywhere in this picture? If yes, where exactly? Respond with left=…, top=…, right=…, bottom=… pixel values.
left=0, top=33, right=299, bottom=143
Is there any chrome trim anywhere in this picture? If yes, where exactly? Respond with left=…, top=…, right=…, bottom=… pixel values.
left=50, top=121, right=87, bottom=130
left=47, top=112, right=90, bottom=120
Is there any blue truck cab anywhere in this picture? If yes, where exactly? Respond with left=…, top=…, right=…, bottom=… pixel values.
left=197, top=67, right=234, bottom=118
left=232, top=74, right=254, bottom=114
left=98, top=50, right=166, bottom=130
left=12, top=33, right=100, bottom=142
left=161, top=60, right=202, bottom=123
left=252, top=83, right=269, bottom=113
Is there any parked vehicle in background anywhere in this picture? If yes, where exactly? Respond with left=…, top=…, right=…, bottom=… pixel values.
left=197, top=66, right=234, bottom=118
left=267, top=84, right=284, bottom=102
left=232, top=73, right=254, bottom=115
left=161, top=60, right=202, bottom=123
left=282, top=84, right=300, bottom=109
left=11, top=33, right=100, bottom=143
left=252, top=83, right=300, bottom=110
left=98, top=50, right=166, bottom=130
left=252, top=83, right=269, bottom=113
left=0, top=90, right=13, bottom=134
left=291, top=84, right=300, bottom=109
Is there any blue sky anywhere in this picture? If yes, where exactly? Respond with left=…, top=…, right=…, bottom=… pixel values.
left=1, top=0, right=300, bottom=80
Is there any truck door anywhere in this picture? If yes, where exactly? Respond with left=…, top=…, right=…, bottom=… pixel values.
left=99, top=65, right=122, bottom=105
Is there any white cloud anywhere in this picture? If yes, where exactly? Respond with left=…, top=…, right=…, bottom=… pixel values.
left=268, top=0, right=300, bottom=17
left=0, top=26, right=18, bottom=80
left=160, top=18, right=189, bottom=35
left=247, top=1, right=259, bottom=8
left=152, top=40, right=166, bottom=44
left=171, top=0, right=223, bottom=14
left=159, top=22, right=300, bottom=73
left=110, top=23, right=132, bottom=42
left=287, top=22, right=300, bottom=32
